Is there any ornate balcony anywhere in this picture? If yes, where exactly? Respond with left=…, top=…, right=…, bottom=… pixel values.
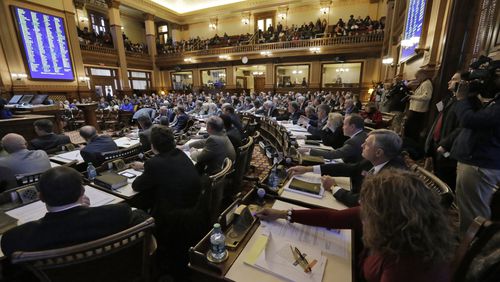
left=80, top=44, right=119, bottom=66
left=156, top=32, right=384, bottom=67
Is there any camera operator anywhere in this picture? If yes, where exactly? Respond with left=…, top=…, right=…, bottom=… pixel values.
left=451, top=56, right=500, bottom=234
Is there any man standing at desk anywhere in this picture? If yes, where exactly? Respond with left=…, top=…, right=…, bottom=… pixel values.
left=0, top=133, right=51, bottom=176
left=29, top=119, right=71, bottom=152
left=1, top=166, right=150, bottom=256
left=79, top=126, right=118, bottom=165
left=289, top=129, right=405, bottom=207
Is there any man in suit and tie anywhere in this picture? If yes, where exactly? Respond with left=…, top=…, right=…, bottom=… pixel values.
left=29, top=119, right=71, bottom=152
left=303, top=104, right=330, bottom=139
left=170, top=106, right=189, bottom=133
left=186, top=116, right=236, bottom=174
left=137, top=115, right=153, bottom=152
left=308, top=114, right=367, bottom=163
left=289, top=129, right=406, bottom=207
left=286, top=101, right=303, bottom=124
left=0, top=133, right=51, bottom=176
left=1, top=166, right=150, bottom=257
left=79, top=126, right=118, bottom=166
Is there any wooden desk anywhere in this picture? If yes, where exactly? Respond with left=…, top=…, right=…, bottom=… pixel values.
left=189, top=190, right=354, bottom=282
left=0, top=114, right=54, bottom=140
left=75, top=103, right=98, bottom=128
left=90, top=169, right=140, bottom=200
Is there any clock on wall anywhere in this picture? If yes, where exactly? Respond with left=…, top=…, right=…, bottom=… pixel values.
left=242, top=56, right=248, bottom=64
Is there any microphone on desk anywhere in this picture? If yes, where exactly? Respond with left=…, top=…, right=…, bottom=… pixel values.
left=257, top=188, right=266, bottom=206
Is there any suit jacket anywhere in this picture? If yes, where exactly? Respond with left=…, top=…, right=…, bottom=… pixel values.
left=320, top=157, right=407, bottom=207
left=80, top=135, right=118, bottom=166
left=0, top=149, right=51, bottom=176
left=139, top=127, right=152, bottom=152
left=190, top=133, right=236, bottom=174
left=132, top=149, right=201, bottom=218
left=424, top=96, right=461, bottom=154
left=29, top=134, right=71, bottom=152
left=1, top=203, right=149, bottom=257
left=171, top=113, right=189, bottom=133
left=310, top=131, right=367, bottom=163
left=321, top=126, right=349, bottom=149
left=289, top=110, right=303, bottom=124
left=307, top=117, right=328, bottom=139
left=227, top=127, right=243, bottom=149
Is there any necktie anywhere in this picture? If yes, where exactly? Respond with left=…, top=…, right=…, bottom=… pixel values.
left=367, top=167, right=376, bottom=175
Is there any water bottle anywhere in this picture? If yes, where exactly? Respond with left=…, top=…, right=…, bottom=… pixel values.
left=86, top=163, right=97, bottom=181
left=210, top=223, right=227, bottom=261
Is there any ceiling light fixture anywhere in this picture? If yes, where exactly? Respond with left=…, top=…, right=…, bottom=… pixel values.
left=260, top=51, right=272, bottom=56
left=309, top=47, right=321, bottom=53
left=382, top=57, right=394, bottom=65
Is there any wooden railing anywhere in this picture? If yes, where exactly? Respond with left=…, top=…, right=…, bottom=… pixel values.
left=125, top=51, right=150, bottom=58
left=158, top=32, right=384, bottom=58
left=79, top=44, right=117, bottom=54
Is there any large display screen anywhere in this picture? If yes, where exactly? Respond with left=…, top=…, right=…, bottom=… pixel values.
left=400, top=0, right=427, bottom=62
left=12, top=6, right=74, bottom=80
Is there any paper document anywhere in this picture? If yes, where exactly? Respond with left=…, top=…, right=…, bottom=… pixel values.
left=114, top=137, right=140, bottom=148
left=246, top=232, right=327, bottom=282
left=269, top=200, right=351, bottom=258
left=51, top=150, right=83, bottom=163
left=84, top=185, right=119, bottom=206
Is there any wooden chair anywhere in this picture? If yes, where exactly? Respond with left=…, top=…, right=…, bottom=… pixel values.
left=410, top=164, right=455, bottom=210
left=206, top=158, right=233, bottom=224
left=226, top=137, right=253, bottom=200
left=452, top=216, right=500, bottom=282
left=11, top=217, right=155, bottom=282
left=104, top=110, right=120, bottom=131
left=71, top=110, right=85, bottom=129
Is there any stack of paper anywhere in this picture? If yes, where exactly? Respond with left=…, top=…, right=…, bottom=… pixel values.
left=245, top=232, right=327, bottom=282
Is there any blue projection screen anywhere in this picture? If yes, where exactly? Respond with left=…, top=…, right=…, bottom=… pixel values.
left=13, top=6, right=74, bottom=80
left=400, top=0, right=427, bottom=63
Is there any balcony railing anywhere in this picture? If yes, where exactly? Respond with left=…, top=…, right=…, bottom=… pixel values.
left=158, top=32, right=384, bottom=58
left=80, top=44, right=117, bottom=54
left=125, top=51, right=151, bottom=58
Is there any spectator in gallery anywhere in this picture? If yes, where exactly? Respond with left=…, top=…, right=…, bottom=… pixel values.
left=405, top=69, right=433, bottom=142
left=120, top=98, right=134, bottom=112
left=301, top=77, right=308, bottom=87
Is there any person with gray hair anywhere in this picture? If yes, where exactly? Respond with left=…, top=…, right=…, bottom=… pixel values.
left=185, top=116, right=236, bottom=174
left=0, top=133, right=51, bottom=176
left=288, top=129, right=407, bottom=207
left=321, top=112, right=349, bottom=149
left=79, top=126, right=118, bottom=166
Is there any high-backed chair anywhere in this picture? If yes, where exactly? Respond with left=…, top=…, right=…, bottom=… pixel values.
left=410, top=164, right=455, bottom=209
left=205, top=158, right=233, bottom=225
left=11, top=217, right=155, bottom=282
left=452, top=216, right=500, bottom=282
left=226, top=137, right=253, bottom=200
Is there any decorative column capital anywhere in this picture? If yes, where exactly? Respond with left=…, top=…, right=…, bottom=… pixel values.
left=73, top=0, right=85, bottom=9
left=105, top=0, right=120, bottom=9
left=144, top=13, right=155, bottom=21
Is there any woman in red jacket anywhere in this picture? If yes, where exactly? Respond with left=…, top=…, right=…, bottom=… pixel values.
left=256, top=169, right=456, bottom=282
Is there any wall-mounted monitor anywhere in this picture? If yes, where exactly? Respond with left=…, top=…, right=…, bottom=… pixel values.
left=8, top=95, right=23, bottom=104
left=12, top=6, right=75, bottom=81
left=31, top=94, right=48, bottom=105
left=19, top=95, right=34, bottom=104
left=400, top=0, right=427, bottom=63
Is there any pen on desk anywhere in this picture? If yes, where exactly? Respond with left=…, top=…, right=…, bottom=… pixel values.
left=294, top=246, right=312, bottom=273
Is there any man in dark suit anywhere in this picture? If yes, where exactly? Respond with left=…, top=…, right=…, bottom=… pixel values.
left=286, top=101, right=303, bottom=124
left=303, top=104, right=330, bottom=139
left=137, top=115, right=153, bottom=152
left=29, top=119, right=71, bottom=152
left=309, top=114, right=367, bottom=163
left=289, top=129, right=406, bottom=207
left=1, top=166, right=149, bottom=257
left=424, top=72, right=461, bottom=190
left=131, top=125, right=201, bottom=219
left=170, top=106, right=189, bottom=133
left=79, top=126, right=118, bottom=166
left=187, top=116, right=236, bottom=174
left=220, top=114, right=243, bottom=149
left=222, top=103, right=243, bottom=133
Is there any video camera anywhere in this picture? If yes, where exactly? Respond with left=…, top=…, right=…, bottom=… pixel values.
left=461, top=55, right=500, bottom=98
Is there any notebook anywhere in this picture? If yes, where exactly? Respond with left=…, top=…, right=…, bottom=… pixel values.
left=284, top=176, right=324, bottom=199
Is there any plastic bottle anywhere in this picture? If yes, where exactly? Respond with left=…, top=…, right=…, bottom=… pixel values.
left=210, top=223, right=226, bottom=261
left=86, top=162, right=97, bottom=180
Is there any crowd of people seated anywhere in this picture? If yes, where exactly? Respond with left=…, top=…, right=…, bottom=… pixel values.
left=0, top=56, right=499, bottom=281
left=77, top=27, right=113, bottom=48
left=158, top=15, right=385, bottom=54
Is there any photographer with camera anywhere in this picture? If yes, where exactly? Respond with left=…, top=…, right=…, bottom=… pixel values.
left=451, top=56, right=500, bottom=234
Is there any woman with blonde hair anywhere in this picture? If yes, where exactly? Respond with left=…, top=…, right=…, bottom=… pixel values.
left=257, top=169, right=455, bottom=282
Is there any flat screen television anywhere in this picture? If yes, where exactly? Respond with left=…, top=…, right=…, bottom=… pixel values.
left=8, top=94, right=23, bottom=104
left=19, top=95, right=34, bottom=104
left=12, top=6, right=74, bottom=81
left=31, top=94, right=48, bottom=105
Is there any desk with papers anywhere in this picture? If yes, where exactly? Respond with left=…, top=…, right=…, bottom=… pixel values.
left=90, top=169, right=141, bottom=199
left=50, top=150, right=84, bottom=164
left=225, top=200, right=352, bottom=282
left=114, top=136, right=140, bottom=149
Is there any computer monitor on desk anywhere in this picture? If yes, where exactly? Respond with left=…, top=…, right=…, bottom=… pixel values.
left=19, top=95, right=34, bottom=104
left=31, top=94, right=48, bottom=105
left=8, top=95, right=23, bottom=104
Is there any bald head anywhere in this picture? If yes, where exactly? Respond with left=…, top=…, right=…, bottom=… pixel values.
left=79, top=126, right=97, bottom=141
left=1, top=133, right=27, bottom=153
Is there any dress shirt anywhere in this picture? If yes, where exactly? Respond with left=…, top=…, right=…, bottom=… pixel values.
left=46, top=202, right=82, bottom=213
